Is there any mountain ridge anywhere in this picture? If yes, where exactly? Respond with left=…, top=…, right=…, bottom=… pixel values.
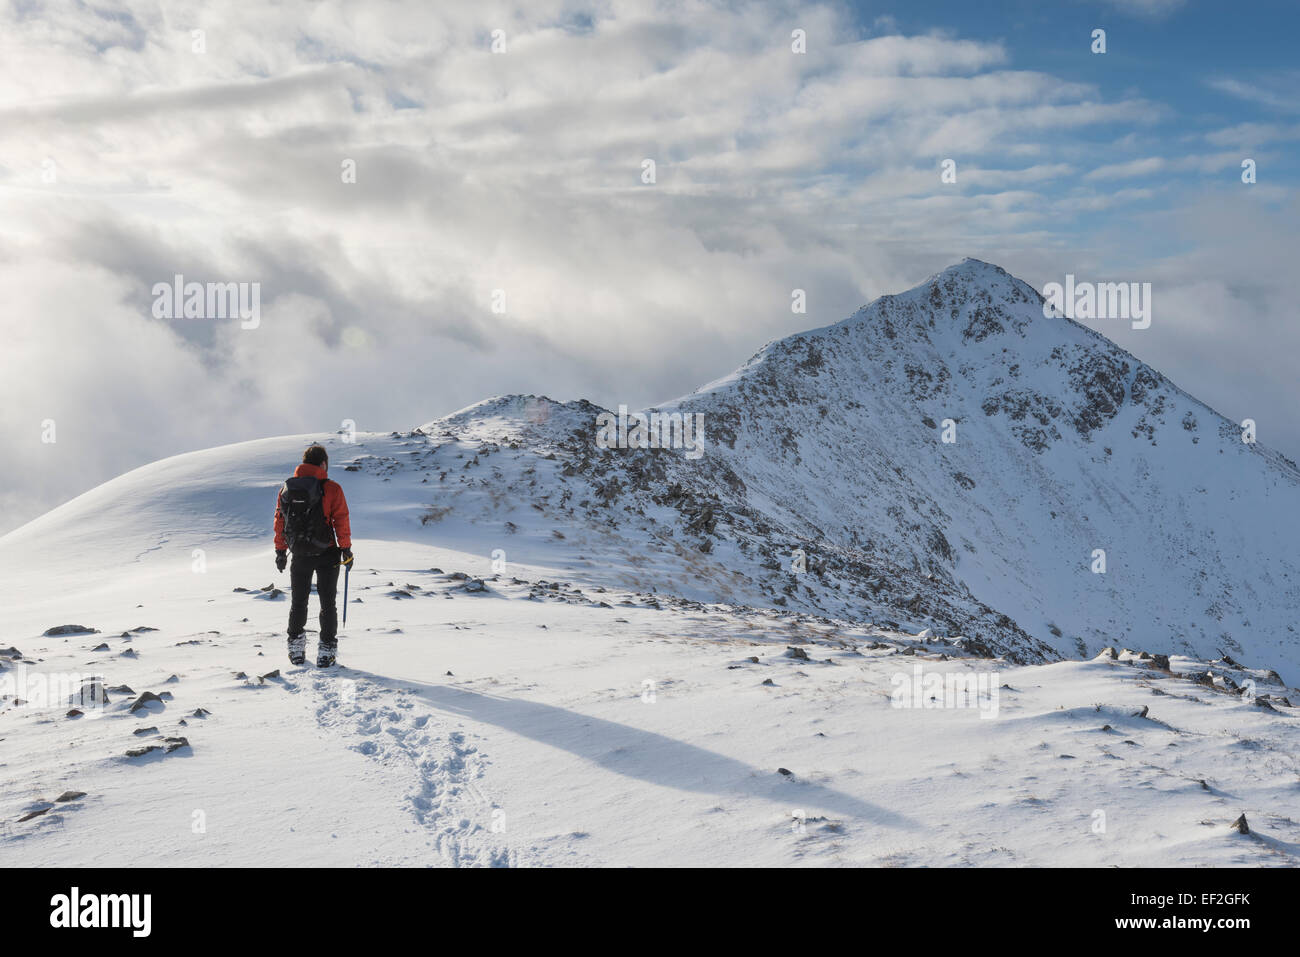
left=5, top=260, right=1297, bottom=675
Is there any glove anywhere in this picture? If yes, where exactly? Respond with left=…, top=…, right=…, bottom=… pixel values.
left=340, top=548, right=354, bottom=567
left=275, top=549, right=287, bottom=572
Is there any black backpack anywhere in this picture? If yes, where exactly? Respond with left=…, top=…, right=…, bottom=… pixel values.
left=279, top=476, right=336, bottom=555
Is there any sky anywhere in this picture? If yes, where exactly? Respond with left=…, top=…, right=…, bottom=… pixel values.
left=1, top=0, right=1297, bottom=534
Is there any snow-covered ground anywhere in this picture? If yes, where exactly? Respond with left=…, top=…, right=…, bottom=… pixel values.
left=2, top=434, right=1297, bottom=866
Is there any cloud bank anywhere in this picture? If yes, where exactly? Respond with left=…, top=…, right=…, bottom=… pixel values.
left=1, top=0, right=1295, bottom=531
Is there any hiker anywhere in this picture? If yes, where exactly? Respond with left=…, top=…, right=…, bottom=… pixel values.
left=273, top=444, right=353, bottom=667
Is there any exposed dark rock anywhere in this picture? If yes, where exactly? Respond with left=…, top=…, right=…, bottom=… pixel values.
left=129, top=691, right=165, bottom=713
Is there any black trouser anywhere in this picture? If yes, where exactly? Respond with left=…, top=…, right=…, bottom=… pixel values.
left=287, top=547, right=341, bottom=646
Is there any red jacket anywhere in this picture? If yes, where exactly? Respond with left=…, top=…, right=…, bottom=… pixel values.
left=274, top=463, right=352, bottom=550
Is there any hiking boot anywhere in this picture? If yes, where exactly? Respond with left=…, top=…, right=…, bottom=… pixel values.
left=317, top=642, right=338, bottom=668
left=287, top=634, right=307, bottom=666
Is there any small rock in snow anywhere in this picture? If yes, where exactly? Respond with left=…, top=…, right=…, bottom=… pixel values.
left=129, top=692, right=165, bottom=713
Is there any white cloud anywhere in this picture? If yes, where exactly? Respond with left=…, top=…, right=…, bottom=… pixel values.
left=1207, top=74, right=1300, bottom=113
left=1204, top=121, right=1300, bottom=147
left=1098, top=0, right=1188, bottom=18
left=1084, top=156, right=1166, bottom=180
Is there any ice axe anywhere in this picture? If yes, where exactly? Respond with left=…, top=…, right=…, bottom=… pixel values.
left=340, top=551, right=353, bottom=626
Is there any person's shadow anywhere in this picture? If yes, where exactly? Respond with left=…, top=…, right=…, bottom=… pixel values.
left=343, top=667, right=919, bottom=830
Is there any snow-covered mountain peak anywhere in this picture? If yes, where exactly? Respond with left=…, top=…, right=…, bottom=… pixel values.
left=923, top=256, right=1035, bottom=296
left=843, top=257, right=1045, bottom=347
left=4, top=261, right=1296, bottom=677
left=427, top=394, right=602, bottom=441
left=650, top=264, right=1299, bottom=674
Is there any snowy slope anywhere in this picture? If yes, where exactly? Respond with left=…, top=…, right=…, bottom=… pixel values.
left=3, top=259, right=1299, bottom=866
left=659, top=259, right=1300, bottom=673
left=2, top=550, right=1298, bottom=866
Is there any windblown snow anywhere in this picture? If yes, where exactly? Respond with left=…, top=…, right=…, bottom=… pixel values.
left=2, top=260, right=1297, bottom=866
